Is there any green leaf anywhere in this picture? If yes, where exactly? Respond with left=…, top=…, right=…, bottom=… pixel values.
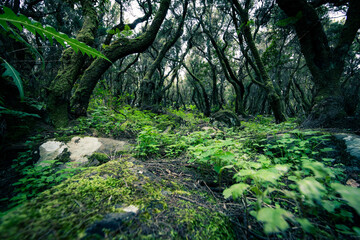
left=296, top=218, right=316, bottom=233
left=298, top=177, right=326, bottom=204
left=256, top=207, right=293, bottom=234
left=322, top=200, right=342, bottom=213
left=332, top=183, right=360, bottom=215
left=1, top=58, right=23, bottom=100
left=0, top=106, right=40, bottom=118
left=254, top=168, right=281, bottom=184
left=320, top=147, right=334, bottom=152
left=302, top=160, right=334, bottom=179
left=0, top=7, right=110, bottom=62
left=223, top=183, right=249, bottom=199
left=353, top=227, right=360, bottom=236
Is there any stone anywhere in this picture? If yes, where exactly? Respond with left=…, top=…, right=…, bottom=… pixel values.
left=85, top=212, right=136, bottom=237
left=38, top=141, right=67, bottom=166
left=67, top=137, right=102, bottom=165
left=211, top=110, right=241, bottom=127
left=122, top=205, right=139, bottom=214
left=334, top=134, right=360, bottom=160
left=98, top=138, right=133, bottom=154
left=38, top=136, right=134, bottom=167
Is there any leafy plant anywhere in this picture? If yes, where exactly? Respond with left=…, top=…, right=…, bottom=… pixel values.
left=0, top=7, right=109, bottom=61
left=0, top=6, right=110, bottom=100
left=11, top=158, right=84, bottom=207
left=0, top=58, right=23, bottom=100
left=219, top=129, right=358, bottom=238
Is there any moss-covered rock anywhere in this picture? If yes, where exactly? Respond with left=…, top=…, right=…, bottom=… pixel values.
left=89, top=152, right=110, bottom=164
left=211, top=110, right=241, bottom=127
left=0, top=158, right=235, bottom=239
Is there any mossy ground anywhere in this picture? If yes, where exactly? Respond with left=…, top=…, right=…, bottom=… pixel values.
left=0, top=157, right=235, bottom=239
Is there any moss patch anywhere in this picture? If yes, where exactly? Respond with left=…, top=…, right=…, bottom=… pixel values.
left=89, top=152, right=110, bottom=164
left=0, top=158, right=234, bottom=239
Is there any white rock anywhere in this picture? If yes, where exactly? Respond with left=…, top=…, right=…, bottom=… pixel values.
left=335, top=134, right=360, bottom=159
left=67, top=137, right=102, bottom=166
left=38, top=141, right=67, bottom=166
left=38, top=136, right=134, bottom=167
left=122, top=205, right=139, bottom=214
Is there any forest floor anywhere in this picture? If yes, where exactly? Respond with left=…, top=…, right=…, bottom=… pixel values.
left=1, top=105, right=360, bottom=239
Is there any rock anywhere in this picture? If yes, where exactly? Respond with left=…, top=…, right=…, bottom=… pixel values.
left=201, top=126, right=217, bottom=132
left=346, top=179, right=360, bottom=188
left=210, top=110, right=241, bottom=127
left=38, top=136, right=133, bottom=166
left=85, top=212, right=136, bottom=237
left=334, top=134, right=360, bottom=160
left=38, top=141, right=67, bottom=166
left=67, top=137, right=102, bottom=165
left=122, top=205, right=139, bottom=214
left=98, top=138, right=133, bottom=154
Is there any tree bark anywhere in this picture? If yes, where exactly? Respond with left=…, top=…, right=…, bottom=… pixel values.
left=70, top=0, right=171, bottom=117
left=276, top=0, right=360, bottom=127
left=230, top=0, right=287, bottom=123
left=139, top=0, right=188, bottom=108
left=47, top=0, right=98, bottom=127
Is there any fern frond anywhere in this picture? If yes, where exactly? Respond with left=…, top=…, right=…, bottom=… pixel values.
left=1, top=58, right=24, bottom=100
left=0, top=7, right=111, bottom=62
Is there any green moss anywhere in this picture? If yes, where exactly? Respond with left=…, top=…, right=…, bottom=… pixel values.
left=170, top=200, right=235, bottom=240
left=89, top=152, right=109, bottom=164
left=0, top=159, right=234, bottom=239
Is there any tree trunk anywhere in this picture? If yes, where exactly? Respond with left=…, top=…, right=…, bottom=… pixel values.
left=70, top=0, right=171, bottom=117
left=230, top=0, right=286, bottom=123
left=47, top=1, right=98, bottom=127
left=276, top=0, right=360, bottom=127
left=139, top=0, right=188, bottom=108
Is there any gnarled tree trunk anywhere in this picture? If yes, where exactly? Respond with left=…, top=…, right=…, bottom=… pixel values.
left=70, top=0, right=171, bottom=117
left=47, top=0, right=98, bottom=127
left=276, top=0, right=360, bottom=127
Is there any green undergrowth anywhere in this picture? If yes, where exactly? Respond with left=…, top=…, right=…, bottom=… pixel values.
left=188, top=125, right=360, bottom=238
left=53, top=103, right=208, bottom=141
left=0, top=159, right=235, bottom=239
left=4, top=104, right=360, bottom=239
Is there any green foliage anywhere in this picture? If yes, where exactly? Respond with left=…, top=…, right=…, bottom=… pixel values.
left=0, top=58, right=23, bottom=100
left=135, top=126, right=188, bottom=159
left=255, top=207, right=293, bottom=234
left=277, top=11, right=303, bottom=27
left=332, top=183, right=360, bottom=215
left=11, top=152, right=84, bottom=207
left=0, top=106, right=40, bottom=118
left=218, top=127, right=357, bottom=237
left=135, top=126, right=162, bottom=158
left=0, top=7, right=110, bottom=61
left=107, top=24, right=133, bottom=38
left=183, top=116, right=358, bottom=238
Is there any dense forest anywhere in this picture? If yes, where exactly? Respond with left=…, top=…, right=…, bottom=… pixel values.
left=0, top=0, right=360, bottom=239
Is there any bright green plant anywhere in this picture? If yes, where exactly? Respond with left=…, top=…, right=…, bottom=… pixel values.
left=11, top=158, right=84, bottom=207
left=0, top=7, right=109, bottom=61
left=0, top=6, right=110, bottom=100
left=0, top=58, right=23, bottom=99
left=135, top=126, right=163, bottom=158
left=221, top=130, right=359, bottom=238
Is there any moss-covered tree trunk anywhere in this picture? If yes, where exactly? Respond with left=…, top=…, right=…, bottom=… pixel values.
left=47, top=0, right=98, bottom=127
left=203, top=28, right=246, bottom=116
left=230, top=0, right=287, bottom=123
left=70, top=0, right=171, bottom=117
left=276, top=0, right=360, bottom=127
left=139, top=0, right=188, bottom=108
left=183, top=64, right=211, bottom=117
